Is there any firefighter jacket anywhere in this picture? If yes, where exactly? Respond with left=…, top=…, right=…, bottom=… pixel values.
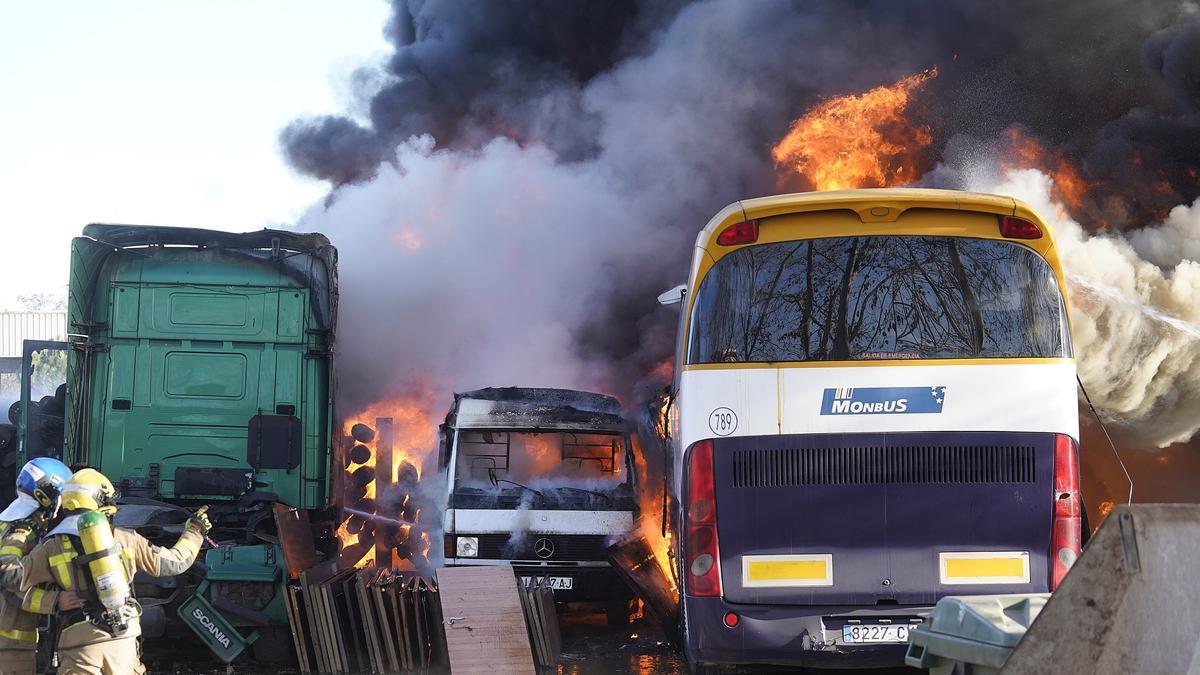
left=0, top=520, right=41, bottom=650
left=20, top=525, right=203, bottom=649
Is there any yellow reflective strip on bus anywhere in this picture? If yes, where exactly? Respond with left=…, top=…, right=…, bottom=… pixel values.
left=749, top=560, right=826, bottom=580
left=945, top=558, right=1024, bottom=578
left=742, top=554, right=833, bottom=588
left=940, top=551, right=1029, bottom=584
left=0, top=627, right=37, bottom=642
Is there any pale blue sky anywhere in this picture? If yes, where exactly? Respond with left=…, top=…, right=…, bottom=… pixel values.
left=0, top=1, right=390, bottom=307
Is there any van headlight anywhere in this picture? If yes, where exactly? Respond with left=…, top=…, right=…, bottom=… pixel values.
left=456, top=536, right=479, bottom=558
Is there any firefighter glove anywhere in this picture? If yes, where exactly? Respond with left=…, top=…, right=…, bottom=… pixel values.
left=186, top=505, right=212, bottom=535
left=23, top=511, right=49, bottom=537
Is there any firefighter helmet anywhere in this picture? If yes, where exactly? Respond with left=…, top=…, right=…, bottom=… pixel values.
left=0, top=457, right=72, bottom=521
left=60, top=468, right=118, bottom=515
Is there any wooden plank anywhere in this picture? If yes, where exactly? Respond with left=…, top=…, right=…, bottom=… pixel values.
left=373, top=580, right=402, bottom=672
left=273, top=504, right=319, bottom=578
left=283, top=583, right=313, bottom=673
left=437, top=566, right=537, bottom=674
left=322, top=570, right=355, bottom=673
left=312, top=580, right=337, bottom=672
left=536, top=584, right=561, bottom=665
left=389, top=580, right=411, bottom=671
left=299, top=570, right=330, bottom=673
left=412, top=578, right=429, bottom=668
left=517, top=582, right=545, bottom=667
left=375, top=417, right=394, bottom=569
left=400, top=576, right=420, bottom=662
left=425, top=580, right=448, bottom=669
left=320, top=579, right=348, bottom=672
left=356, top=573, right=383, bottom=674
left=533, top=582, right=556, bottom=667
left=335, top=574, right=365, bottom=672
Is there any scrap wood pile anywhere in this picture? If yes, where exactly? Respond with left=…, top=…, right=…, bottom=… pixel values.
left=281, top=565, right=560, bottom=673
left=284, top=567, right=444, bottom=673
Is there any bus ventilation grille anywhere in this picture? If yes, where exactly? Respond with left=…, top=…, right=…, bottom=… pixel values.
left=731, top=445, right=1036, bottom=487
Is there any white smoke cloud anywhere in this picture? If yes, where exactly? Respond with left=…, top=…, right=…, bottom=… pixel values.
left=975, top=169, right=1200, bottom=447
left=296, top=135, right=677, bottom=410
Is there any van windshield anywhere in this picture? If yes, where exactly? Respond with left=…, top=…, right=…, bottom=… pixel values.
left=450, top=430, right=635, bottom=510
left=689, top=235, right=1070, bottom=363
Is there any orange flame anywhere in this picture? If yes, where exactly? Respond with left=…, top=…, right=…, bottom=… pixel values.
left=996, top=126, right=1094, bottom=220
left=524, top=433, right=566, bottom=477
left=338, top=382, right=441, bottom=570
left=633, top=420, right=678, bottom=594
left=772, top=68, right=937, bottom=190
left=648, top=357, right=673, bottom=384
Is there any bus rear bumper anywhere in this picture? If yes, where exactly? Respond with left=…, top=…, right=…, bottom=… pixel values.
left=683, top=596, right=934, bottom=668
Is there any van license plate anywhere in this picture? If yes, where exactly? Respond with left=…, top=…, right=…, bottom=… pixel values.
left=521, top=576, right=573, bottom=590
left=842, top=624, right=910, bottom=643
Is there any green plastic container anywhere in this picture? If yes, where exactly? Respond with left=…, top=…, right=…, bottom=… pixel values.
left=905, top=593, right=1049, bottom=675
left=178, top=582, right=259, bottom=664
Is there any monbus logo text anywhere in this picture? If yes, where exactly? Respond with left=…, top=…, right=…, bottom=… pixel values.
left=820, top=386, right=946, bottom=415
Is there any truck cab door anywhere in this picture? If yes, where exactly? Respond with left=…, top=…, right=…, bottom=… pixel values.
left=16, top=339, right=69, bottom=465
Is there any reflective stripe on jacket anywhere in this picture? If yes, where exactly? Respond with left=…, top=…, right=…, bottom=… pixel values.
left=0, top=521, right=43, bottom=650
left=21, top=526, right=202, bottom=649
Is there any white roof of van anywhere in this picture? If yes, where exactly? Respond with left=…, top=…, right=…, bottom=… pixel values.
left=448, top=387, right=627, bottom=433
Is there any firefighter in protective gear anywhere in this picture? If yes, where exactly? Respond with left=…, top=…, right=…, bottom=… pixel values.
left=21, top=468, right=211, bottom=675
left=0, top=457, right=72, bottom=675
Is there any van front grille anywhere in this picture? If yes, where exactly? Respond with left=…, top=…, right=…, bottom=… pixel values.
left=474, top=534, right=609, bottom=561
left=730, top=445, right=1036, bottom=488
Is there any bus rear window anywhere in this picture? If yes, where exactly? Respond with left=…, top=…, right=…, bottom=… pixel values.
left=688, top=235, right=1070, bottom=364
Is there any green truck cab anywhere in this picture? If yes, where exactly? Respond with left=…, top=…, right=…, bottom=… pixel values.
left=20, top=224, right=338, bottom=663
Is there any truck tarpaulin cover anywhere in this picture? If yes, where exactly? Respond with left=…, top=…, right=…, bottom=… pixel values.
left=80, top=223, right=338, bottom=332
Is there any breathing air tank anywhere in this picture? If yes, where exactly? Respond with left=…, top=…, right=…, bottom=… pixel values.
left=77, top=510, right=131, bottom=613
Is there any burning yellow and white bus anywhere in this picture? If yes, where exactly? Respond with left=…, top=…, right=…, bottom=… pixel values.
left=661, top=189, right=1082, bottom=669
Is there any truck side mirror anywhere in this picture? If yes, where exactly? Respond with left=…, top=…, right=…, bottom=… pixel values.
left=657, top=284, right=686, bottom=306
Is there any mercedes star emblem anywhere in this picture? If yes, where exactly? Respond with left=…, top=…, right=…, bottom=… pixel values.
left=534, top=537, right=555, bottom=559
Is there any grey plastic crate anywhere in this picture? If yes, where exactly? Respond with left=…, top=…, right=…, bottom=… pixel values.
left=904, top=593, right=1049, bottom=675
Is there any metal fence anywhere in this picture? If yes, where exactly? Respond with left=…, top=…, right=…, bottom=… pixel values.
left=0, top=312, right=66, bottom=359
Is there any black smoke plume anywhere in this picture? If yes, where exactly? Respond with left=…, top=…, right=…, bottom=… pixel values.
left=282, top=0, right=1200, bottom=441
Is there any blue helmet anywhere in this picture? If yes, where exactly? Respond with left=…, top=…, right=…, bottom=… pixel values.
left=0, top=457, right=73, bottom=522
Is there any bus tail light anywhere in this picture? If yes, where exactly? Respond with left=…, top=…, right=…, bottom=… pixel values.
left=1051, top=434, right=1081, bottom=590
left=999, top=215, right=1043, bottom=239
left=716, top=220, right=758, bottom=246
left=686, top=440, right=721, bottom=597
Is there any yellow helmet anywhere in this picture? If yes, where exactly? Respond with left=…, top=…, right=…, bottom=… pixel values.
left=60, top=468, right=117, bottom=515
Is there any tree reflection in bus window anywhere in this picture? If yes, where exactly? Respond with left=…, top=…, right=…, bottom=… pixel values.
left=688, top=236, right=1071, bottom=364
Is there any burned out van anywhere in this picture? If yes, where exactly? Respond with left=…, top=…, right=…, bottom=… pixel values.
left=439, top=387, right=638, bottom=622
